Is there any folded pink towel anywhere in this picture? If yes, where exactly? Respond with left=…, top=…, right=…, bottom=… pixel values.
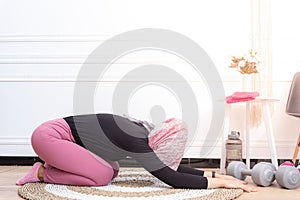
left=226, top=91, right=260, bottom=104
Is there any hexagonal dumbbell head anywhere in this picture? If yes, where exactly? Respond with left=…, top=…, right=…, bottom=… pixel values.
left=227, top=161, right=249, bottom=180
left=276, top=166, right=300, bottom=189
left=251, top=162, right=276, bottom=187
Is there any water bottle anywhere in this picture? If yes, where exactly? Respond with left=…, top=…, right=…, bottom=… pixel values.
left=226, top=131, right=243, bottom=168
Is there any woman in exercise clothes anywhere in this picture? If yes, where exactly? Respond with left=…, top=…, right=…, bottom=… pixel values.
left=16, top=113, right=256, bottom=192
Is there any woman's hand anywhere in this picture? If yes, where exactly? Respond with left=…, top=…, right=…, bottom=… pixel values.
left=222, top=178, right=258, bottom=192
left=207, top=178, right=257, bottom=193
left=204, top=171, right=248, bottom=185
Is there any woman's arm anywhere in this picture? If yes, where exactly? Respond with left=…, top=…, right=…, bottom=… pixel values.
left=203, top=171, right=245, bottom=180
left=150, top=166, right=208, bottom=189
left=155, top=164, right=257, bottom=192
left=151, top=166, right=257, bottom=192
left=176, top=165, right=204, bottom=176
left=134, top=153, right=257, bottom=192
left=127, top=136, right=257, bottom=191
left=177, top=165, right=242, bottom=180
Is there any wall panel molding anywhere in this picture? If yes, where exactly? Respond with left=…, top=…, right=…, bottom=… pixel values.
left=0, top=55, right=86, bottom=64
left=0, top=137, right=294, bottom=158
left=0, top=34, right=112, bottom=42
left=0, top=55, right=183, bottom=64
left=2, top=137, right=293, bottom=147
left=0, top=137, right=30, bottom=145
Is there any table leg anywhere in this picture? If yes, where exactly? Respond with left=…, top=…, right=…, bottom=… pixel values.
left=245, top=102, right=251, bottom=169
left=262, top=102, right=278, bottom=169
left=220, top=104, right=230, bottom=174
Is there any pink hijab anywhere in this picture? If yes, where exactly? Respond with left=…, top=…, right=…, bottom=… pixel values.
left=148, top=118, right=188, bottom=170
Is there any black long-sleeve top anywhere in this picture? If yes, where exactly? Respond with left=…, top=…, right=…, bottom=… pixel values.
left=63, top=113, right=208, bottom=189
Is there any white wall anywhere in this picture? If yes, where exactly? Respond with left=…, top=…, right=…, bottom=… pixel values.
left=0, top=0, right=299, bottom=159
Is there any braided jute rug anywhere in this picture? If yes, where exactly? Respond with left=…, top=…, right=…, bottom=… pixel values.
left=18, top=169, right=243, bottom=200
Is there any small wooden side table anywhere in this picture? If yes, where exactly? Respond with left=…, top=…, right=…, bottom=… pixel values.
left=220, top=97, right=280, bottom=174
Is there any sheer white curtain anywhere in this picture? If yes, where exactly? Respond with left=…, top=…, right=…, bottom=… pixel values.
left=272, top=0, right=300, bottom=80
left=248, top=0, right=273, bottom=126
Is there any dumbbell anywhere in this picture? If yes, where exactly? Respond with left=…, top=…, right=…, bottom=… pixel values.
left=227, top=161, right=276, bottom=187
left=227, top=161, right=300, bottom=189
left=275, top=165, right=300, bottom=189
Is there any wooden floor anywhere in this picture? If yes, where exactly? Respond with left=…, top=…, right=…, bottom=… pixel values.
left=1, top=166, right=299, bottom=200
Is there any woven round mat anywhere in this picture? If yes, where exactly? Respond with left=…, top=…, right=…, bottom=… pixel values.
left=18, top=170, right=243, bottom=200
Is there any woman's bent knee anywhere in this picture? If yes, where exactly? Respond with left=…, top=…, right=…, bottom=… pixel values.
left=92, top=166, right=114, bottom=186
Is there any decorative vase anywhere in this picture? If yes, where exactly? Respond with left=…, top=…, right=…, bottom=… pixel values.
left=242, top=74, right=254, bottom=92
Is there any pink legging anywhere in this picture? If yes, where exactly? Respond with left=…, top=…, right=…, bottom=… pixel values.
left=31, top=118, right=119, bottom=186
